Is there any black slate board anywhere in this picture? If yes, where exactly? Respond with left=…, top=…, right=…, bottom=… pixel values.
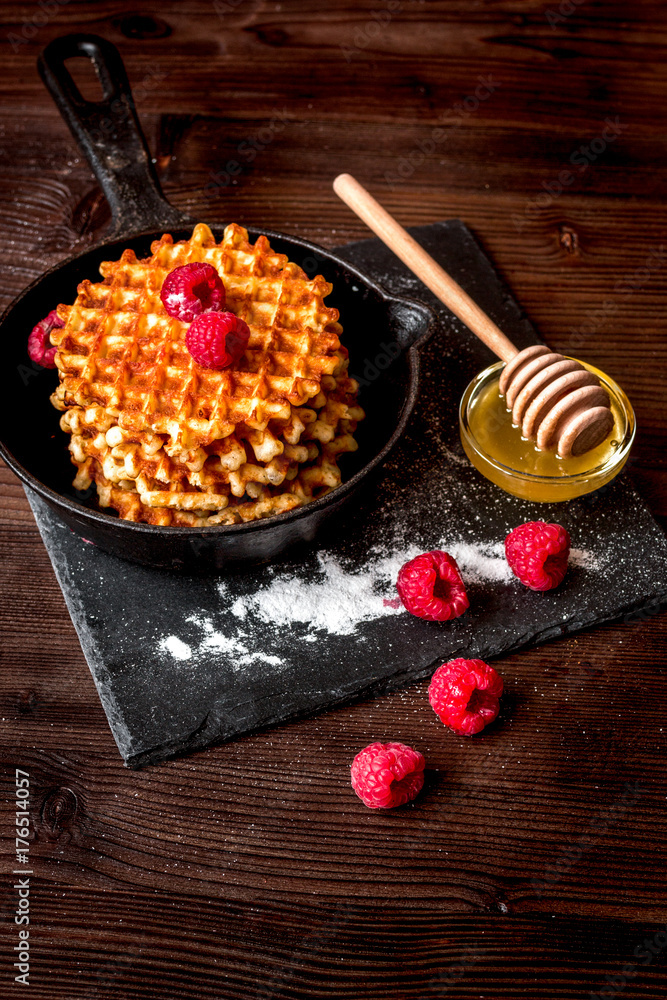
left=28, top=222, right=667, bottom=767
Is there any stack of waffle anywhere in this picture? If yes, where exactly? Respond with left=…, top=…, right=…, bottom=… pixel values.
left=50, top=223, right=364, bottom=526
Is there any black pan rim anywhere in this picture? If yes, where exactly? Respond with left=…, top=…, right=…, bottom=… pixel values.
left=0, top=224, right=432, bottom=537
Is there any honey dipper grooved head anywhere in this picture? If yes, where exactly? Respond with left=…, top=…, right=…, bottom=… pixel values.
left=500, top=345, right=613, bottom=458
left=498, top=345, right=550, bottom=395
left=511, top=358, right=582, bottom=428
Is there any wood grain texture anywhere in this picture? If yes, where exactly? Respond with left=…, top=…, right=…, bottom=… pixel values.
left=1, top=2, right=667, bottom=997
left=5, top=892, right=667, bottom=999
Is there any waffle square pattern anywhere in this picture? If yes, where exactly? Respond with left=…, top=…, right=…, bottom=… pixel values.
left=51, top=223, right=364, bottom=526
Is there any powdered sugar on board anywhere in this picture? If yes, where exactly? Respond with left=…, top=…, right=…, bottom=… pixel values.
left=153, top=535, right=603, bottom=666
left=219, top=539, right=601, bottom=640
left=159, top=635, right=193, bottom=661
left=159, top=614, right=284, bottom=669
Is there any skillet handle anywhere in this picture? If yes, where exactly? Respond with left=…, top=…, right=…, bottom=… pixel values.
left=38, top=33, right=189, bottom=238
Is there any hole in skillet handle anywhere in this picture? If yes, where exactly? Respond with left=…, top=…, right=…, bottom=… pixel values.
left=62, top=55, right=107, bottom=104
left=37, top=33, right=187, bottom=239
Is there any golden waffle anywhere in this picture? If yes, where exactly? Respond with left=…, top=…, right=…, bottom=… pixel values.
left=52, top=224, right=364, bottom=526
left=65, top=371, right=363, bottom=525
left=83, top=424, right=360, bottom=527
left=52, top=223, right=345, bottom=455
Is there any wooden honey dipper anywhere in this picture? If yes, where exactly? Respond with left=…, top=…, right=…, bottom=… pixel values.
left=333, top=174, right=614, bottom=458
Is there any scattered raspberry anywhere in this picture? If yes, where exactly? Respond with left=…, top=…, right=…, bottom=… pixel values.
left=505, top=521, right=571, bottom=591
left=351, top=742, right=425, bottom=809
left=27, top=309, right=64, bottom=368
left=185, top=311, right=250, bottom=369
left=429, top=658, right=503, bottom=736
left=396, top=550, right=469, bottom=622
left=161, top=262, right=225, bottom=323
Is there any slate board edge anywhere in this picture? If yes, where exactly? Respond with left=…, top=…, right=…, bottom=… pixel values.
left=26, top=490, right=132, bottom=760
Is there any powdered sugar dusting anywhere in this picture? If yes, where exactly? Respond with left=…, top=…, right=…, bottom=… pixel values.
left=227, top=550, right=406, bottom=636
left=449, top=540, right=512, bottom=585
left=437, top=442, right=471, bottom=467
left=220, top=537, right=529, bottom=639
left=570, top=547, right=600, bottom=571
left=157, top=535, right=603, bottom=660
left=160, top=615, right=283, bottom=668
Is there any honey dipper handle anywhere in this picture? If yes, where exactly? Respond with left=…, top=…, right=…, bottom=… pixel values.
left=333, top=173, right=518, bottom=363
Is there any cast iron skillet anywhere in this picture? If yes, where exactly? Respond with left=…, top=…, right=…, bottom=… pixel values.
left=0, top=34, right=435, bottom=571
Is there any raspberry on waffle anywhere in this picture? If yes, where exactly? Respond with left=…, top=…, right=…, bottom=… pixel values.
left=50, top=224, right=364, bottom=526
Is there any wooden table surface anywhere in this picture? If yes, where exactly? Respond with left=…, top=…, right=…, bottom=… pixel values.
left=2, top=2, right=667, bottom=997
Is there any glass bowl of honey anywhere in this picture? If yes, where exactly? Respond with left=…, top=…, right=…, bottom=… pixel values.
left=459, top=359, right=636, bottom=502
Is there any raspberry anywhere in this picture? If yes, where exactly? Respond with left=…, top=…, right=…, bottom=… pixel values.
left=350, top=742, right=425, bottom=809
left=505, top=520, right=570, bottom=591
left=396, top=550, right=469, bottom=622
left=185, top=311, right=250, bottom=369
left=429, top=658, right=503, bottom=736
left=27, top=309, right=63, bottom=368
left=160, top=262, right=225, bottom=323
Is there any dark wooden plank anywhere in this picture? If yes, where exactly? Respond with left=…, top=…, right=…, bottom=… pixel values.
left=3, top=891, right=667, bottom=999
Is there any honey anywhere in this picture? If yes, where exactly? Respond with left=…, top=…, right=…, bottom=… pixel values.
left=459, top=360, right=635, bottom=502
